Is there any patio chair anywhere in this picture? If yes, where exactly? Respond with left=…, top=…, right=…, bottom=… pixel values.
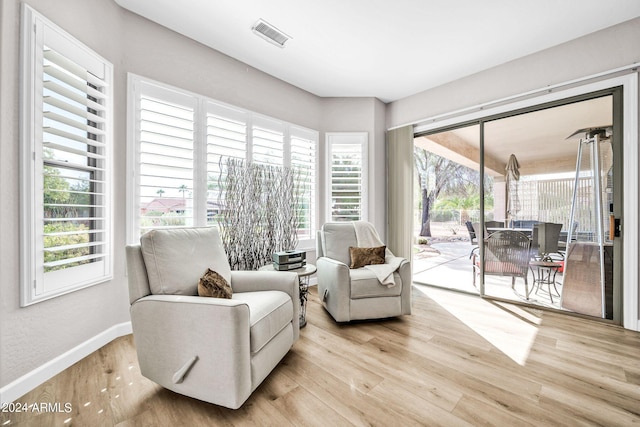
left=465, top=221, right=477, bottom=245
left=536, top=222, right=564, bottom=260
left=472, top=230, right=532, bottom=298
left=472, top=222, right=489, bottom=241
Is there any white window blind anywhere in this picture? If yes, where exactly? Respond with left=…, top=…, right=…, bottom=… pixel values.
left=252, top=119, right=285, bottom=166
left=21, top=5, right=113, bottom=305
left=128, top=75, right=318, bottom=244
left=327, top=133, right=368, bottom=222
left=136, top=92, right=195, bottom=233
left=291, top=128, right=316, bottom=240
left=206, top=104, right=247, bottom=224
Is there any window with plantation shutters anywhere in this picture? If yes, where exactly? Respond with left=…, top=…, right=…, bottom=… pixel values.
left=252, top=118, right=284, bottom=166
left=291, top=128, right=317, bottom=239
left=128, top=75, right=318, bottom=246
left=21, top=5, right=113, bottom=305
left=135, top=85, right=196, bottom=234
left=327, top=133, right=368, bottom=222
left=206, top=104, right=247, bottom=225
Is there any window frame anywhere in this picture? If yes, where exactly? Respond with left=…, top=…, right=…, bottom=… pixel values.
left=127, top=74, right=319, bottom=248
left=127, top=79, right=198, bottom=237
left=20, top=4, right=114, bottom=306
left=326, top=132, right=369, bottom=222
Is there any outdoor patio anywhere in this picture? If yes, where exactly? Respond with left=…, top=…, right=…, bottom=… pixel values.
left=412, top=226, right=564, bottom=310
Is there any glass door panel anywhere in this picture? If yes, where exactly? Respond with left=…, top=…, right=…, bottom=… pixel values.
left=481, top=95, right=618, bottom=319
left=412, top=124, right=481, bottom=294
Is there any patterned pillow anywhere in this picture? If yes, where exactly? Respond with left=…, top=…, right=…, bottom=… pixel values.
left=198, top=268, right=233, bottom=299
left=349, top=246, right=386, bottom=269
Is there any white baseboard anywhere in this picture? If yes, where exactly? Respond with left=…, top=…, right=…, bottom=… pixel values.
left=0, top=321, right=132, bottom=404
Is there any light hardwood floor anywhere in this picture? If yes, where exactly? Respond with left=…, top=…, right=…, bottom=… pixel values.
left=3, top=285, right=640, bottom=426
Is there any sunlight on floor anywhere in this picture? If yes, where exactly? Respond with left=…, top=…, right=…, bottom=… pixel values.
left=414, top=284, right=541, bottom=366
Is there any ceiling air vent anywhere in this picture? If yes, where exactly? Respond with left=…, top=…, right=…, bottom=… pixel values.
left=251, top=19, right=291, bottom=48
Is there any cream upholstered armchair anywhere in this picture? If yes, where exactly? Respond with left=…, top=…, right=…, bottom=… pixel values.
left=316, top=222, right=412, bottom=322
left=125, top=226, right=299, bottom=409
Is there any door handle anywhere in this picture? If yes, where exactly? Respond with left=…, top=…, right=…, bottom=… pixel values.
left=609, top=215, right=621, bottom=239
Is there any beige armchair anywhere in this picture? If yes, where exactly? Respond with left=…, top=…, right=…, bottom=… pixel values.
left=125, top=226, right=299, bottom=409
left=316, top=222, right=412, bottom=322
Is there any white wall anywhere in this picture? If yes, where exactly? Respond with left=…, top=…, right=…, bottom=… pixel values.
left=0, top=0, right=132, bottom=395
left=387, top=17, right=640, bottom=129
left=0, top=0, right=386, bottom=396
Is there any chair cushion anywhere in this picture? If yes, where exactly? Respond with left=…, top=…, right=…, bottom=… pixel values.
left=321, top=223, right=357, bottom=265
left=198, top=268, right=233, bottom=299
left=349, top=246, right=386, bottom=269
left=233, top=291, right=293, bottom=354
left=485, top=261, right=526, bottom=275
left=350, top=268, right=403, bottom=299
left=140, top=227, right=231, bottom=295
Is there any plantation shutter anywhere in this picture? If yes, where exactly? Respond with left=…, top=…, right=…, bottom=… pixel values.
left=136, top=85, right=195, bottom=234
left=22, top=5, right=114, bottom=304
left=291, top=128, right=317, bottom=239
left=328, top=133, right=368, bottom=222
left=128, top=76, right=318, bottom=245
left=41, top=46, right=109, bottom=276
left=252, top=117, right=284, bottom=166
left=206, top=103, right=248, bottom=224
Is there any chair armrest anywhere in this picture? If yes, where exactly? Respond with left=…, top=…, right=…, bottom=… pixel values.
left=316, top=257, right=351, bottom=321
left=129, top=295, right=252, bottom=408
left=230, top=270, right=300, bottom=338
left=125, top=244, right=151, bottom=304
left=230, top=270, right=298, bottom=295
left=397, top=258, right=412, bottom=315
left=317, top=256, right=349, bottom=270
left=133, top=293, right=248, bottom=307
left=316, top=257, right=350, bottom=288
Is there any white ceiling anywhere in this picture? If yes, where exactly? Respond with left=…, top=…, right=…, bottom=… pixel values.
left=115, top=0, right=640, bottom=102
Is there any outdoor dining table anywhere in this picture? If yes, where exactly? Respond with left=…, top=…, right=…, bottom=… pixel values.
left=487, top=227, right=533, bottom=236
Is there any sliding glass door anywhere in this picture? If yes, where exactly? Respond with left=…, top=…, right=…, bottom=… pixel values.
left=482, top=92, right=620, bottom=320
left=412, top=124, right=481, bottom=294
left=413, top=89, right=622, bottom=321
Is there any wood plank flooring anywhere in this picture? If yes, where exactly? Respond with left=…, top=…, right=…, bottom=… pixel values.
left=2, top=285, right=639, bottom=426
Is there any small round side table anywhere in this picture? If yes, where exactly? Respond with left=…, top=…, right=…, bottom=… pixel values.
left=258, top=263, right=316, bottom=328
left=529, top=260, right=562, bottom=303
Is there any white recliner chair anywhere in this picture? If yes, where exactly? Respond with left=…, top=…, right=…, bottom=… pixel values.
left=316, top=222, right=412, bottom=322
left=125, top=226, right=299, bottom=409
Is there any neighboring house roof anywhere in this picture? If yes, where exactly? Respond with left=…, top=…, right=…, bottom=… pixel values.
left=141, top=197, right=186, bottom=214
left=141, top=198, right=222, bottom=214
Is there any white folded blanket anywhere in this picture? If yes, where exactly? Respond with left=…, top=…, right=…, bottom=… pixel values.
left=352, top=221, right=401, bottom=287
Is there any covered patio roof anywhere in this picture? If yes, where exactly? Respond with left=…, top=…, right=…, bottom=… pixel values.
left=414, top=95, right=613, bottom=177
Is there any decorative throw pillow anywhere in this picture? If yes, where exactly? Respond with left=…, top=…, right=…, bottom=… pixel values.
left=198, top=268, right=233, bottom=299
left=349, top=246, right=386, bottom=269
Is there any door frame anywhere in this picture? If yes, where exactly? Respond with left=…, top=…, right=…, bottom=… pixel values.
left=414, top=72, right=639, bottom=331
